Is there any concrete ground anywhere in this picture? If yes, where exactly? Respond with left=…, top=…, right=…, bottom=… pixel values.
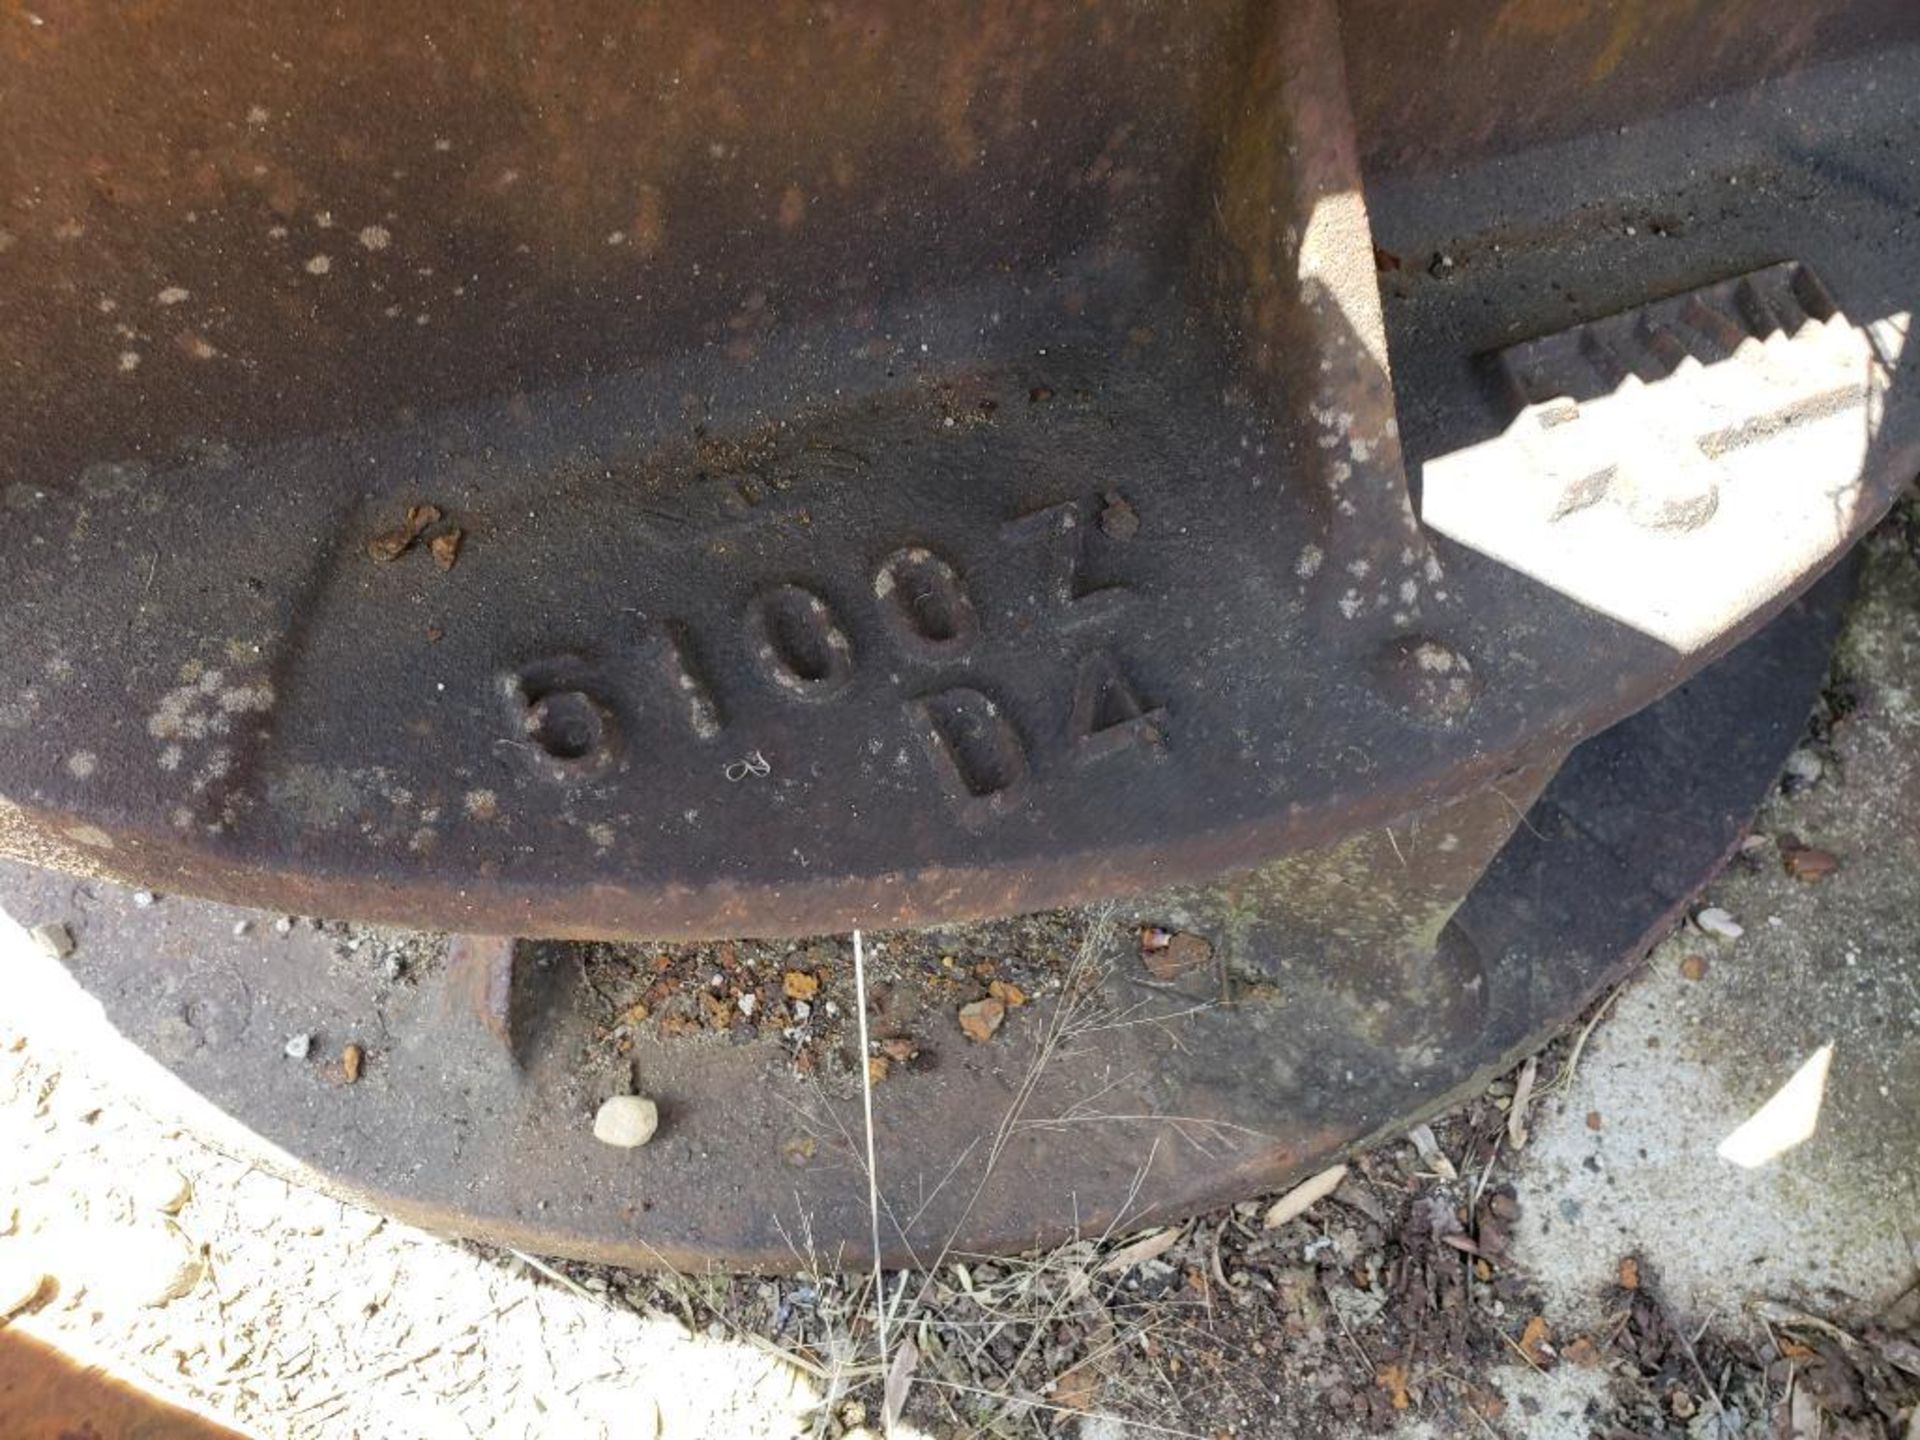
left=1484, top=514, right=1920, bottom=1438
left=0, top=510, right=1915, bottom=1437
left=1512, top=513, right=1920, bottom=1334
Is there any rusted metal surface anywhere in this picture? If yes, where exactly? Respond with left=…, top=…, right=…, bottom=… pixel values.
left=1, top=2, right=1913, bottom=941
left=0, top=1, right=1914, bottom=1260
left=0, top=1329, right=244, bottom=1440
left=0, top=1, right=1239, bottom=481
left=1344, top=0, right=1920, bottom=175
left=443, top=933, right=523, bottom=1065
left=0, top=567, right=1853, bottom=1266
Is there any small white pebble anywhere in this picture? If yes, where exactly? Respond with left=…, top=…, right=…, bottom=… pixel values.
left=1783, top=748, right=1824, bottom=787
left=357, top=225, right=391, bottom=252
left=132, top=890, right=157, bottom=909
left=274, top=916, right=293, bottom=935
left=283, top=1032, right=313, bottom=1060
left=155, top=287, right=190, bottom=306
left=304, top=254, right=332, bottom=276
left=1694, top=906, right=1744, bottom=941
left=232, top=920, right=251, bottom=938
left=592, top=1095, right=659, bottom=1148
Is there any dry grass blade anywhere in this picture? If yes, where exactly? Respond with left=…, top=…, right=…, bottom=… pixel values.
left=850, top=927, right=892, bottom=1431
left=1500, top=1326, right=1548, bottom=1375
left=890, top=908, right=1120, bottom=1321
left=1507, top=1055, right=1538, bottom=1150
left=1262, top=1162, right=1348, bottom=1230
left=1408, top=1122, right=1459, bottom=1181
left=506, top=1249, right=592, bottom=1301
left=970, top=1144, right=1170, bottom=1433
left=1749, top=1300, right=1864, bottom=1349
left=1544, top=981, right=1627, bottom=1098
left=1097, top=1226, right=1183, bottom=1276
left=843, top=912, right=1214, bottom=1436
left=882, top=1336, right=919, bottom=1430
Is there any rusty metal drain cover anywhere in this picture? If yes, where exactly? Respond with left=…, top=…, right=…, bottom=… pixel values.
left=0, top=2, right=1916, bottom=1262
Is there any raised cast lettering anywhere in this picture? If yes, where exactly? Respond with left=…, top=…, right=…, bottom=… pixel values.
left=1068, top=650, right=1168, bottom=765
left=906, top=686, right=1030, bottom=827
left=636, top=622, right=724, bottom=740
left=745, top=584, right=855, bottom=702
left=873, top=546, right=980, bottom=660
left=1000, top=499, right=1128, bottom=629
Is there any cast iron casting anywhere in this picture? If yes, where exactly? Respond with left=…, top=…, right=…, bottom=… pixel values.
left=0, top=0, right=1915, bottom=1261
